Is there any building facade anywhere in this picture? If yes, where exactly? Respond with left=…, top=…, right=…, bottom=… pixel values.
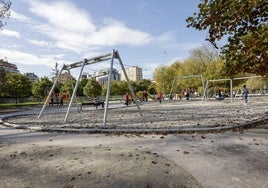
left=51, top=72, right=73, bottom=84
left=91, top=68, right=120, bottom=85
left=0, top=59, right=20, bottom=73
left=24, top=72, right=39, bottom=83
left=119, top=66, right=142, bottom=81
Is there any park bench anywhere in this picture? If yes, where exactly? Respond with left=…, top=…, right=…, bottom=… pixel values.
left=49, top=101, right=63, bottom=106
left=79, top=101, right=104, bottom=110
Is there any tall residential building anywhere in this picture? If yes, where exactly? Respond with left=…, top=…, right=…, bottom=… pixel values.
left=0, top=59, right=19, bottom=73
left=119, top=66, right=142, bottom=81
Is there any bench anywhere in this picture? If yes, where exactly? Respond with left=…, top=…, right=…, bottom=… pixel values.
left=79, top=101, right=104, bottom=110
left=49, top=101, right=63, bottom=106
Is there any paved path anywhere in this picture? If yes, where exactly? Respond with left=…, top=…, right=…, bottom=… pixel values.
left=0, top=121, right=267, bottom=188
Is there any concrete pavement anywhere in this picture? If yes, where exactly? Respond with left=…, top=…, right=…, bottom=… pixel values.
left=0, top=120, right=267, bottom=188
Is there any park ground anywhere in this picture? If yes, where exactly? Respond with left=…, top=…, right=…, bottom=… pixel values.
left=0, top=96, right=267, bottom=188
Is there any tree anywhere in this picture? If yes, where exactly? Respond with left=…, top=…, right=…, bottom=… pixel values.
left=77, top=78, right=88, bottom=96
left=51, top=62, right=59, bottom=78
left=32, top=77, right=53, bottom=99
left=153, top=66, right=167, bottom=93
left=117, top=81, right=130, bottom=95
left=83, top=78, right=102, bottom=97
left=0, top=66, right=8, bottom=96
left=6, top=73, right=32, bottom=104
left=153, top=65, right=179, bottom=94
left=148, top=82, right=157, bottom=95
left=101, top=80, right=122, bottom=96
left=0, top=0, right=11, bottom=28
left=187, top=44, right=224, bottom=80
left=136, top=79, right=151, bottom=92
left=61, top=79, right=76, bottom=97
left=186, top=0, right=268, bottom=76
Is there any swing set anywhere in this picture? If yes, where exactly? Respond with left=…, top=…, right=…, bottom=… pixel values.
left=203, top=76, right=263, bottom=102
left=169, top=74, right=205, bottom=101
left=38, top=49, right=142, bottom=126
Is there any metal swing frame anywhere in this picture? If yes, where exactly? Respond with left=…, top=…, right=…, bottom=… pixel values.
left=204, top=78, right=233, bottom=102
left=38, top=49, right=142, bottom=126
left=169, top=74, right=205, bottom=102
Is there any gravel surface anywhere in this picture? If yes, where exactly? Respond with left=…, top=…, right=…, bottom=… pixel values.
left=5, top=96, right=268, bottom=130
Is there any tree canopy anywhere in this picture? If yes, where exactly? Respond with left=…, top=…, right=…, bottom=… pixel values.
left=6, top=73, right=32, bottom=98
left=186, top=0, right=268, bottom=76
left=32, top=77, right=53, bottom=98
left=83, top=78, right=102, bottom=97
left=0, top=0, right=11, bottom=28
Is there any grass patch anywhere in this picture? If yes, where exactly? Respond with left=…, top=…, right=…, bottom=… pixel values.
left=0, top=102, right=41, bottom=111
left=0, top=102, right=42, bottom=114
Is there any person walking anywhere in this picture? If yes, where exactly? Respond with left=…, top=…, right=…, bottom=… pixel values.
left=157, top=92, right=163, bottom=103
left=125, top=93, right=129, bottom=106
left=242, top=84, right=248, bottom=105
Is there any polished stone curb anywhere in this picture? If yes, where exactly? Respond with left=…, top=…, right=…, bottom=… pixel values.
left=1, top=110, right=267, bottom=134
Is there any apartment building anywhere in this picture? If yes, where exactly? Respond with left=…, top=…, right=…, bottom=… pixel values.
left=0, top=59, right=19, bottom=73
left=119, top=66, right=142, bottom=81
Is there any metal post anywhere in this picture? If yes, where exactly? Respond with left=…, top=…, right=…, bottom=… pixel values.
left=204, top=80, right=209, bottom=102
left=64, top=59, right=87, bottom=122
left=169, top=77, right=177, bottom=100
left=103, top=50, right=115, bottom=126
left=116, top=50, right=142, bottom=117
left=67, top=69, right=80, bottom=112
left=201, top=75, right=205, bottom=103
left=230, top=79, right=233, bottom=103
left=38, top=65, right=65, bottom=119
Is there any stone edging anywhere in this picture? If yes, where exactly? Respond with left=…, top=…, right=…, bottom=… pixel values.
left=1, top=112, right=267, bottom=135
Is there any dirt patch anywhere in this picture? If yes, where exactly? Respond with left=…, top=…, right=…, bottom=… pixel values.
left=0, top=143, right=201, bottom=188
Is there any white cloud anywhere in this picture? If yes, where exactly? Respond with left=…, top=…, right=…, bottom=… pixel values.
left=23, top=0, right=153, bottom=53
left=155, top=32, right=176, bottom=43
left=178, top=42, right=203, bottom=51
left=27, top=39, right=53, bottom=47
left=88, top=19, right=152, bottom=46
left=0, top=29, right=20, bottom=38
left=40, top=54, right=65, bottom=59
left=28, top=0, right=96, bottom=33
left=10, top=10, right=33, bottom=23
left=0, top=48, right=59, bottom=67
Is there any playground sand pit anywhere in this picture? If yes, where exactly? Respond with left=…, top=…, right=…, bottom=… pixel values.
left=5, top=96, right=268, bottom=131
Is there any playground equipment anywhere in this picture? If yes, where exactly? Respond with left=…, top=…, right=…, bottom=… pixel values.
left=204, top=76, right=263, bottom=102
left=204, top=78, right=233, bottom=102
left=38, top=49, right=142, bottom=126
left=233, top=76, right=262, bottom=98
left=169, top=74, right=205, bottom=101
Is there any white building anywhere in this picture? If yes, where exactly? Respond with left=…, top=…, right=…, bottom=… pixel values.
left=119, top=66, right=142, bottom=81
left=91, top=68, right=120, bottom=85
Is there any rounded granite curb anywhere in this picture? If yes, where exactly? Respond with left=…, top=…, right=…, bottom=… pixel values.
left=1, top=112, right=267, bottom=135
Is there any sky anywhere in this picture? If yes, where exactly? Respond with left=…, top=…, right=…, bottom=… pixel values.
left=0, top=0, right=210, bottom=79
